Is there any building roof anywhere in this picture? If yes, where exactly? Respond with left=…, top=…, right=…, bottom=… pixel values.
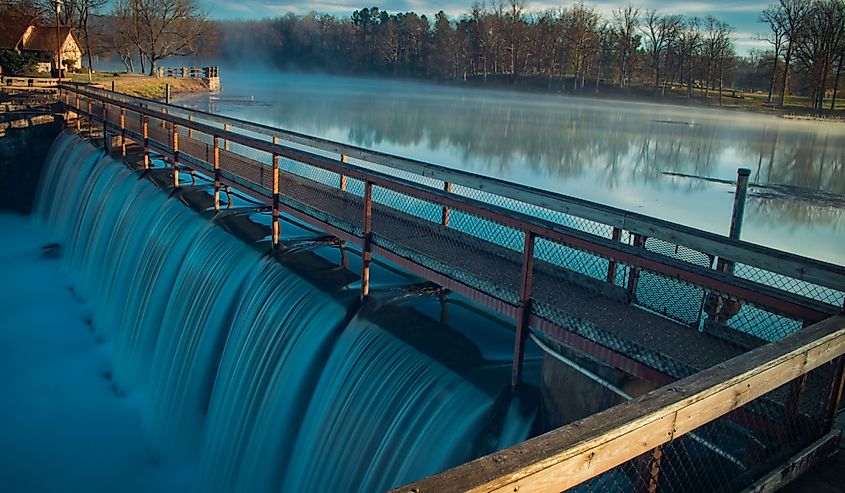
left=0, top=15, right=35, bottom=50
left=23, top=27, right=75, bottom=52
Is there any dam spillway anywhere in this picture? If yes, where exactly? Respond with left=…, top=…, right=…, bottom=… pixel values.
left=2, top=86, right=845, bottom=493
left=11, top=131, right=539, bottom=492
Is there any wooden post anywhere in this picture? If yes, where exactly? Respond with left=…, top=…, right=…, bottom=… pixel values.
left=607, top=227, right=622, bottom=285
left=272, top=151, right=280, bottom=249
left=717, top=168, right=751, bottom=274
left=340, top=154, right=348, bottom=191
left=161, top=107, right=167, bottom=128
left=172, top=124, right=179, bottom=187
left=165, top=83, right=171, bottom=104
left=188, top=115, right=193, bottom=139
left=224, top=124, right=229, bottom=151
left=825, top=355, right=845, bottom=431
left=111, top=80, right=115, bottom=92
left=119, top=108, right=126, bottom=157
left=360, top=180, right=373, bottom=301
left=213, top=136, right=221, bottom=211
left=441, top=182, right=452, bottom=227
left=142, top=115, right=150, bottom=169
left=63, top=91, right=69, bottom=125
left=512, top=231, right=536, bottom=390
left=627, top=234, right=646, bottom=303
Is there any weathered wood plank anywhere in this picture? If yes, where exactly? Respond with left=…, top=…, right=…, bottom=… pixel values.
left=389, top=315, right=845, bottom=493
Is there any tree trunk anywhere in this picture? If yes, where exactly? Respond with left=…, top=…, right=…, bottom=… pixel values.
left=767, top=47, right=779, bottom=103
left=149, top=58, right=157, bottom=76
left=831, top=57, right=842, bottom=110
left=779, top=41, right=793, bottom=107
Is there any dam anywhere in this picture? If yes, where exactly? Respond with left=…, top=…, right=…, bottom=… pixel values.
left=0, top=84, right=843, bottom=492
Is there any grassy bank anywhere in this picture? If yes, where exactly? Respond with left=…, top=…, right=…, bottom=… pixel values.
left=68, top=72, right=211, bottom=99
left=446, top=74, right=845, bottom=117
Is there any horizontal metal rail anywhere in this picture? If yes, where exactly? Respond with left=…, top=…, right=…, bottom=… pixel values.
left=62, top=83, right=845, bottom=294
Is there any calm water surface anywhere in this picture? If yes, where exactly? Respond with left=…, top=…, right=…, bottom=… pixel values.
left=180, top=73, right=845, bottom=266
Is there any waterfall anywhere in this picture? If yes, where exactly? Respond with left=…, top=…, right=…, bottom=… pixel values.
left=32, top=131, right=538, bottom=492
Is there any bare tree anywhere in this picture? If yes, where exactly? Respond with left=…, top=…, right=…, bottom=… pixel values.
left=113, top=0, right=208, bottom=75
left=612, top=5, right=640, bottom=87
left=772, top=0, right=813, bottom=106
left=759, top=5, right=788, bottom=102
left=641, top=10, right=682, bottom=91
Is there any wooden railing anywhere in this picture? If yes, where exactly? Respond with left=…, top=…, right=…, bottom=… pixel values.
left=391, top=314, right=845, bottom=493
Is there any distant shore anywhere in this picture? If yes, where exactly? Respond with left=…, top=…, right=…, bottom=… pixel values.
left=439, top=74, right=845, bottom=119
left=68, top=72, right=213, bottom=99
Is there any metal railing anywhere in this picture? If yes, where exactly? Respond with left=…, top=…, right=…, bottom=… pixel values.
left=156, top=66, right=219, bottom=79
left=59, top=84, right=845, bottom=389
left=393, top=314, right=845, bottom=493
left=58, top=84, right=845, bottom=492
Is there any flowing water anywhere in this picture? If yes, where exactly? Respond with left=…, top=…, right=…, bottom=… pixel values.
left=180, top=72, right=845, bottom=266
left=30, top=131, right=550, bottom=492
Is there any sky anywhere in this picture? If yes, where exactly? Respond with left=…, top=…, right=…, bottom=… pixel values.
left=202, top=0, right=773, bottom=54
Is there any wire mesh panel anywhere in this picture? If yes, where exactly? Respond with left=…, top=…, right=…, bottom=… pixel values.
left=369, top=184, right=524, bottom=305
left=570, top=361, right=839, bottom=493
left=734, top=263, right=845, bottom=307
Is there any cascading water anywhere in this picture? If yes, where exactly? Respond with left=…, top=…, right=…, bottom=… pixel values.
left=31, top=131, right=539, bottom=492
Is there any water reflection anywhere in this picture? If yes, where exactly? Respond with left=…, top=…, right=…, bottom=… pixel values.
left=180, top=73, right=845, bottom=264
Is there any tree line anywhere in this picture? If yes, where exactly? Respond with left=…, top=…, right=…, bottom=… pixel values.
left=211, top=0, right=845, bottom=109
left=1, top=0, right=843, bottom=109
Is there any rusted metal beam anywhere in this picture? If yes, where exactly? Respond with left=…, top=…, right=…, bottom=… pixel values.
left=441, top=181, right=452, bottom=227
left=607, top=227, right=622, bottom=285
left=361, top=180, right=373, bottom=301
left=213, top=136, right=221, bottom=211
left=142, top=115, right=149, bottom=169
left=272, top=151, right=280, bottom=248
left=119, top=108, right=126, bottom=157
left=512, top=231, right=536, bottom=390
left=172, top=124, right=180, bottom=188
left=340, top=154, right=348, bottom=191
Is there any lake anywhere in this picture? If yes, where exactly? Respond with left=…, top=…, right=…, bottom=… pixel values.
left=179, top=72, right=845, bottom=266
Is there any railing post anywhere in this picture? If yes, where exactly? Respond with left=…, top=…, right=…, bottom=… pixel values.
left=119, top=108, right=126, bottom=157
left=188, top=115, right=193, bottom=139
left=63, top=91, right=69, bottom=126
left=101, top=102, right=107, bottom=142
left=142, top=115, right=150, bottom=169
left=512, top=231, right=536, bottom=390
left=75, top=94, right=80, bottom=130
left=825, top=355, right=845, bottom=431
left=86, top=97, right=92, bottom=134
left=607, top=227, right=622, bottom=284
left=636, top=446, right=663, bottom=493
left=213, top=135, right=221, bottom=211
left=224, top=124, right=229, bottom=151
left=272, top=150, right=280, bottom=249
left=627, top=233, right=646, bottom=303
left=360, top=180, right=374, bottom=301
left=172, top=124, right=179, bottom=187
left=441, top=182, right=452, bottom=227
left=718, top=167, right=751, bottom=274
left=340, top=154, right=348, bottom=191
left=165, top=83, right=171, bottom=104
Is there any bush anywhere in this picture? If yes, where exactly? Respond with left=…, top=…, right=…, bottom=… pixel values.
left=0, top=49, right=37, bottom=76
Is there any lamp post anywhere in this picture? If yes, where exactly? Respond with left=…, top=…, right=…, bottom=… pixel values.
left=55, top=0, right=62, bottom=79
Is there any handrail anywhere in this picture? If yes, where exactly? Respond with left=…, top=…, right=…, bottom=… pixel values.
left=60, top=84, right=841, bottom=327
left=61, top=83, right=845, bottom=293
left=390, top=314, right=845, bottom=493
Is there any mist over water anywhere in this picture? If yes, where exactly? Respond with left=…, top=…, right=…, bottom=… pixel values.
left=180, top=72, right=845, bottom=265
